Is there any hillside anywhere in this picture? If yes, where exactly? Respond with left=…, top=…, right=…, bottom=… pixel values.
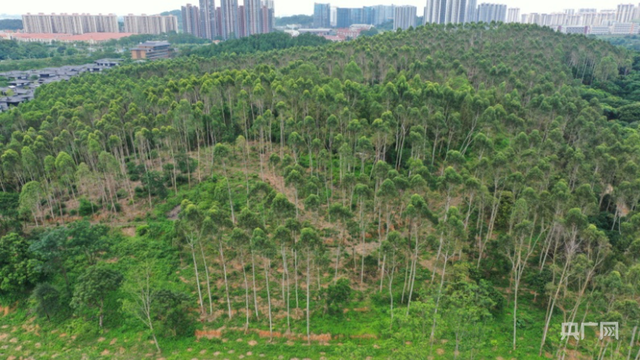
left=0, top=23, right=639, bottom=359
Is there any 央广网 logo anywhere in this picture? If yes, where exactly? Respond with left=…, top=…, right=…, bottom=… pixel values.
left=561, top=322, right=618, bottom=340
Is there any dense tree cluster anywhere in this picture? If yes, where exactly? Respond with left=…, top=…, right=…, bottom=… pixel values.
left=0, top=40, right=53, bottom=61
left=0, top=23, right=638, bottom=358
left=103, top=32, right=210, bottom=47
left=275, top=15, right=314, bottom=27
left=183, top=32, right=330, bottom=57
left=0, top=19, right=23, bottom=31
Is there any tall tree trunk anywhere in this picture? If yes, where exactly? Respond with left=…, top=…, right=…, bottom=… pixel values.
left=199, top=241, right=213, bottom=315
left=218, top=241, right=232, bottom=319
left=429, top=252, right=449, bottom=352
left=282, top=245, right=291, bottom=332
left=406, top=224, right=419, bottom=314
left=306, top=250, right=311, bottom=345
left=241, top=256, right=250, bottom=332
left=539, top=256, right=572, bottom=356
left=265, top=258, right=273, bottom=341
left=190, top=240, right=204, bottom=314
left=251, top=251, right=260, bottom=320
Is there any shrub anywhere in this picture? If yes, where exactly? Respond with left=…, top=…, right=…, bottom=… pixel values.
left=78, top=197, right=97, bottom=217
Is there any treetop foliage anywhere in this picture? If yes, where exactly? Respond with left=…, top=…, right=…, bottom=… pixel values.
left=0, top=23, right=639, bottom=359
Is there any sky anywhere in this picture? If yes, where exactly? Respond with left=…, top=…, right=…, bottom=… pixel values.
left=2, top=0, right=623, bottom=18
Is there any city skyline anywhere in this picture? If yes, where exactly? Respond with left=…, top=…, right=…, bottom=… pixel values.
left=3, top=0, right=624, bottom=18
left=182, top=0, right=274, bottom=40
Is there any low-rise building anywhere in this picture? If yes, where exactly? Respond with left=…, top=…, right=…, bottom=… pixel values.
left=131, top=41, right=174, bottom=60
left=611, top=22, right=638, bottom=35
left=562, top=26, right=589, bottom=34
left=0, top=60, right=120, bottom=113
left=297, top=28, right=332, bottom=35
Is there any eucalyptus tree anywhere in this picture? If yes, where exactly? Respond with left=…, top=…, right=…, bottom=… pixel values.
left=19, top=181, right=44, bottom=225
left=230, top=228, right=251, bottom=330
left=272, top=225, right=293, bottom=331
left=299, top=227, right=322, bottom=344
left=404, top=194, right=437, bottom=313
left=504, top=197, right=538, bottom=351
left=54, top=151, right=77, bottom=201
left=429, top=207, right=465, bottom=351
left=381, top=231, right=404, bottom=323
left=354, top=183, right=372, bottom=284
left=71, top=264, right=123, bottom=329
left=214, top=143, right=236, bottom=223
left=539, top=208, right=589, bottom=356
left=285, top=218, right=302, bottom=310
left=175, top=200, right=211, bottom=315
left=328, top=203, right=352, bottom=284
left=285, top=169, right=304, bottom=219
left=239, top=207, right=264, bottom=320
left=252, top=228, right=277, bottom=340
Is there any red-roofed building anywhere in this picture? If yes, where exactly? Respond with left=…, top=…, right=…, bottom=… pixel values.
left=336, top=28, right=361, bottom=40
left=2, top=32, right=134, bottom=44
left=322, top=35, right=344, bottom=42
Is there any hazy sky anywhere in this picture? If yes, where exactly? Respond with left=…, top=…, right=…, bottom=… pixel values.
left=2, top=0, right=622, bottom=18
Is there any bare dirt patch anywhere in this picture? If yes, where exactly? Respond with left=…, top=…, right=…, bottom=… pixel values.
left=120, top=227, right=136, bottom=237
left=167, top=205, right=181, bottom=220
left=195, top=330, right=222, bottom=339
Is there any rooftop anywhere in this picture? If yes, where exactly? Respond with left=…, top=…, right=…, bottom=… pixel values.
left=3, top=32, right=134, bottom=43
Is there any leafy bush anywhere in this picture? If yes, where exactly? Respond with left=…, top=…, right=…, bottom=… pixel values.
left=78, top=197, right=97, bottom=217
left=325, top=278, right=352, bottom=315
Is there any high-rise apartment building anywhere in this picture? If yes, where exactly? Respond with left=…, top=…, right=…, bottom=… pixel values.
left=598, top=10, right=616, bottom=25
left=581, top=12, right=598, bottom=26
left=477, top=3, right=507, bottom=23
left=199, top=0, right=217, bottom=39
left=372, top=5, right=395, bottom=25
left=238, top=5, right=246, bottom=37
left=261, top=0, right=275, bottom=34
left=466, top=0, right=477, bottom=23
left=506, top=8, right=520, bottom=23
left=244, top=0, right=263, bottom=36
left=221, top=0, right=239, bottom=39
left=394, top=5, right=416, bottom=30
left=363, top=7, right=375, bottom=25
left=424, top=0, right=446, bottom=24
left=616, top=4, right=635, bottom=23
left=525, top=13, right=543, bottom=26
left=182, top=4, right=201, bottom=37
left=423, top=0, right=469, bottom=24
left=336, top=8, right=354, bottom=28
left=330, top=7, right=337, bottom=26
left=22, top=13, right=118, bottom=34
left=351, top=8, right=364, bottom=24
left=123, top=15, right=178, bottom=35
left=314, top=3, right=331, bottom=28
left=444, top=0, right=468, bottom=24
left=182, top=0, right=271, bottom=40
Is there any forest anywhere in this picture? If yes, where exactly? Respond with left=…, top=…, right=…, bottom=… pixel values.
left=0, top=19, right=23, bottom=31
left=0, top=23, right=638, bottom=359
left=182, top=32, right=331, bottom=57
left=0, top=40, right=60, bottom=61
left=276, top=15, right=314, bottom=27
